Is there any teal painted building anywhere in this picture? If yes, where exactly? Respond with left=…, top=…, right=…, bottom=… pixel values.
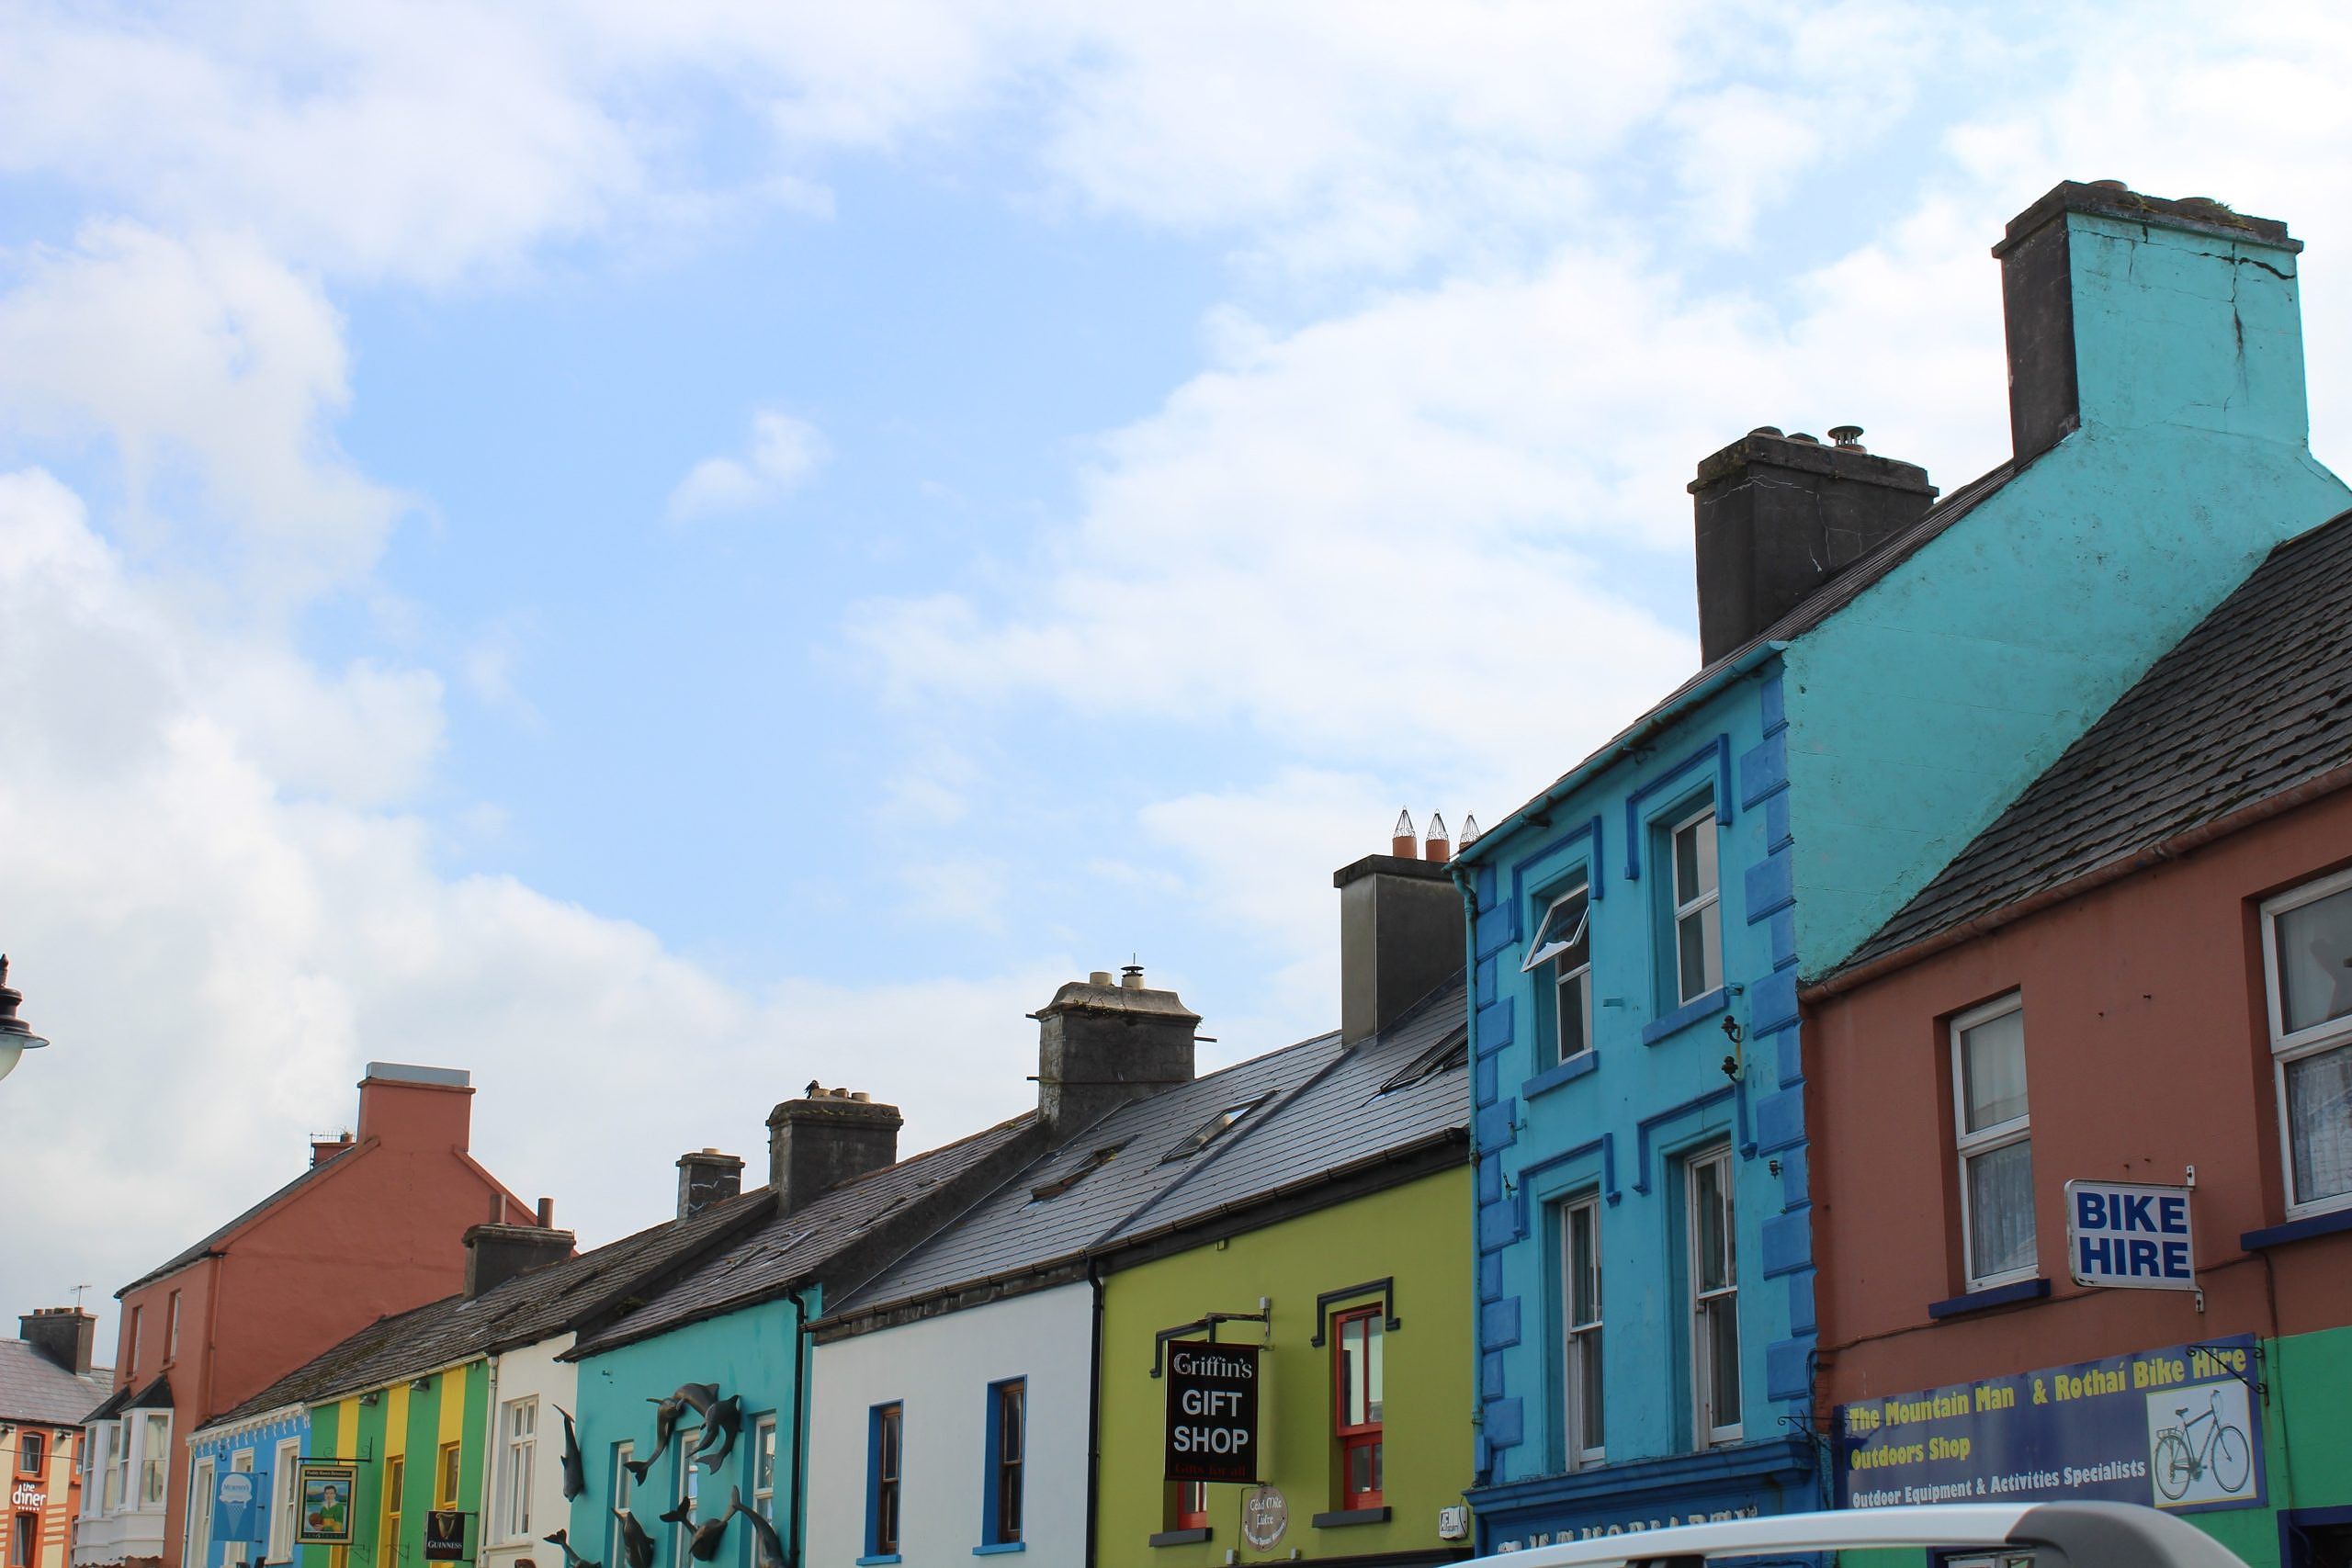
left=1460, top=181, right=2347, bottom=1553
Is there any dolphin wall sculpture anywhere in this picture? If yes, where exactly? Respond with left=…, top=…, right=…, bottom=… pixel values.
left=556, top=1405, right=587, bottom=1501
left=690, top=1395, right=744, bottom=1471
left=726, top=1487, right=786, bottom=1568
left=613, top=1509, right=655, bottom=1568
left=541, top=1529, right=603, bottom=1568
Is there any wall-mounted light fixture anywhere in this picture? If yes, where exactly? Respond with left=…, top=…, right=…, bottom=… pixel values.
left=0, top=957, right=50, bottom=1084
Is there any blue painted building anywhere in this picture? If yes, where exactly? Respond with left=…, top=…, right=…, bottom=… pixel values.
left=1459, top=181, right=2348, bottom=1552
left=184, top=1411, right=307, bottom=1568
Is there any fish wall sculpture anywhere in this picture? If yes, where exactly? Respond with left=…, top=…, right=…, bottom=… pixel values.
left=613, top=1509, right=655, bottom=1568
left=541, top=1529, right=602, bottom=1568
left=690, top=1395, right=744, bottom=1471
left=726, top=1487, right=786, bottom=1568
left=556, top=1405, right=586, bottom=1501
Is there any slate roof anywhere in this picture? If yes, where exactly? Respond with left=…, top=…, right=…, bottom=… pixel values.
left=569, top=1112, right=1041, bottom=1357
left=831, top=977, right=1468, bottom=1320
left=1474, top=458, right=2018, bottom=852
left=208, top=1187, right=771, bottom=1428
left=1837, top=505, right=2352, bottom=976
left=0, top=1340, right=114, bottom=1425
left=85, top=1373, right=172, bottom=1425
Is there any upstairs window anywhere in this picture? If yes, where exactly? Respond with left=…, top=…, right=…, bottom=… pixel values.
left=18, top=1432, right=43, bottom=1475
left=983, top=1380, right=1024, bottom=1547
left=752, top=1417, right=777, bottom=1522
left=380, top=1454, right=405, bottom=1568
left=607, top=1444, right=633, bottom=1568
left=495, top=1398, right=536, bottom=1540
left=270, top=1439, right=300, bottom=1562
left=865, top=1404, right=903, bottom=1561
left=1332, top=1308, right=1384, bottom=1509
left=1171, top=1481, right=1207, bottom=1533
left=1952, top=996, right=2034, bottom=1289
left=2263, top=869, right=2352, bottom=1216
left=1669, top=807, right=1723, bottom=1005
left=1522, top=879, right=1592, bottom=1066
left=102, top=1425, right=126, bottom=1513
left=436, top=1442, right=461, bottom=1510
left=139, top=1413, right=170, bottom=1506
left=126, top=1308, right=142, bottom=1379
left=166, top=1292, right=181, bottom=1363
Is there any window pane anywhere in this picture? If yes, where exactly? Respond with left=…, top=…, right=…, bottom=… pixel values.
left=1706, top=1300, right=1741, bottom=1427
left=1363, top=1320, right=1384, bottom=1423
left=2279, top=886, right=2352, bottom=1034
left=1574, top=1329, right=1603, bottom=1453
left=1678, top=908, right=1721, bottom=1002
left=2287, top=1041, right=2352, bottom=1205
left=1962, top=1009, right=2029, bottom=1132
left=1674, top=822, right=1702, bottom=905
left=1568, top=1209, right=1599, bottom=1326
left=1556, top=968, right=1589, bottom=1060
left=1694, top=1160, right=1732, bottom=1291
left=1966, top=1138, right=2037, bottom=1278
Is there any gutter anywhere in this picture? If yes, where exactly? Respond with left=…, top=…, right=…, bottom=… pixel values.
left=1084, top=1262, right=1105, bottom=1568
left=786, top=1285, right=815, bottom=1568
left=1460, top=641, right=1785, bottom=866
left=1805, top=761, right=2352, bottom=1000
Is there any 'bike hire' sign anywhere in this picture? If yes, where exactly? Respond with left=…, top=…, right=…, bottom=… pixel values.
left=1836, top=1335, right=2263, bottom=1517
left=1164, top=1341, right=1261, bottom=1483
left=2066, top=1179, right=2197, bottom=1290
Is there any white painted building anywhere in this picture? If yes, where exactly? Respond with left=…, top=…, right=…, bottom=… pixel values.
left=806, top=1286, right=1092, bottom=1567
left=478, top=1335, right=579, bottom=1568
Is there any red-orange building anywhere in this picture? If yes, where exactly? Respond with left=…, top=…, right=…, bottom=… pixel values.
left=73, top=1064, right=550, bottom=1568
left=5, top=1310, right=110, bottom=1568
left=1806, top=513, right=2352, bottom=1568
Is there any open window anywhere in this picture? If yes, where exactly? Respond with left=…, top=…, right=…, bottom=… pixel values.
left=1523, top=879, right=1592, bottom=1066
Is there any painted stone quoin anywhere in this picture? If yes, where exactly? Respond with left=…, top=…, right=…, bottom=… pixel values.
left=1456, top=180, right=2348, bottom=1553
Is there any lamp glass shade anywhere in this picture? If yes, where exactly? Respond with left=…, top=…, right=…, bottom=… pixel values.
left=0, top=1034, right=47, bottom=1083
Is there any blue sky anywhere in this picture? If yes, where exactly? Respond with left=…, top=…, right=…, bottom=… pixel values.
left=6, top=0, right=2350, bottom=1343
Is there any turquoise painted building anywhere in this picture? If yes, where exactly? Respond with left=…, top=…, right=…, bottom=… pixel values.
left=1459, top=181, right=2347, bottom=1553
left=184, top=1412, right=308, bottom=1568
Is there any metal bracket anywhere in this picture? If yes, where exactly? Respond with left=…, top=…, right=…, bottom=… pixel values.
left=1308, top=1279, right=1402, bottom=1348
left=1149, top=1310, right=1270, bottom=1378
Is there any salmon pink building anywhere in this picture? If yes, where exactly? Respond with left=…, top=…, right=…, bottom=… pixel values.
left=1806, top=513, right=2352, bottom=1568
left=74, top=1064, right=551, bottom=1568
left=5, top=1310, right=111, bottom=1568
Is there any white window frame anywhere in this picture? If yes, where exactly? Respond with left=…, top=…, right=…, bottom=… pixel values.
left=750, top=1417, right=776, bottom=1521
left=670, top=1425, right=702, bottom=1568
left=139, top=1411, right=171, bottom=1508
left=1559, top=1193, right=1604, bottom=1469
left=226, top=1449, right=254, bottom=1568
left=1686, top=1145, right=1741, bottom=1449
left=187, top=1455, right=216, bottom=1568
left=1951, top=994, right=2036, bottom=1290
left=496, top=1397, right=537, bottom=1541
left=608, top=1443, right=634, bottom=1568
left=166, top=1292, right=182, bottom=1364
left=100, top=1422, right=125, bottom=1515
left=1668, top=806, right=1724, bottom=1006
left=1522, top=879, right=1593, bottom=1067
left=2261, top=865, right=2352, bottom=1220
left=269, top=1438, right=300, bottom=1562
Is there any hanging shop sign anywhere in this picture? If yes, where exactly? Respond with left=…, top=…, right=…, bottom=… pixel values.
left=2065, top=1179, right=2197, bottom=1290
left=424, top=1510, right=469, bottom=1562
left=1836, top=1334, right=2262, bottom=1515
left=213, top=1470, right=266, bottom=1545
left=1163, top=1340, right=1261, bottom=1483
left=1240, top=1485, right=1287, bottom=1551
left=295, top=1461, right=358, bottom=1546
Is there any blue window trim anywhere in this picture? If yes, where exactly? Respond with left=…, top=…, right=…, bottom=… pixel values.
left=865, top=1401, right=902, bottom=1562
left=979, top=1378, right=1025, bottom=1551
left=1495, top=818, right=1604, bottom=964
left=2243, top=1205, right=2352, bottom=1250
left=1928, top=1278, right=2052, bottom=1319
left=1521, top=1053, right=1598, bottom=1100
left=856, top=1558, right=903, bottom=1566
left=1517, top=1135, right=1616, bottom=1207
left=1641, top=986, right=1728, bottom=1046
left=1630, top=1086, right=1753, bottom=1195
left=1622, top=736, right=1733, bottom=881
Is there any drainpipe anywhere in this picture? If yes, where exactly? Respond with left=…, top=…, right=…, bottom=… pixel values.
left=785, top=1288, right=813, bottom=1568
left=1447, top=860, right=1489, bottom=1489
left=1085, top=1262, right=1105, bottom=1568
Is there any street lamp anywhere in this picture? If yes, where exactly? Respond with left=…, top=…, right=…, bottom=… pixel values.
left=0, top=955, right=50, bottom=1083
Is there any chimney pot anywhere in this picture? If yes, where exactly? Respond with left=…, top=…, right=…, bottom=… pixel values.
left=1120, top=964, right=1145, bottom=990
left=537, top=1196, right=556, bottom=1228
left=768, top=1092, right=904, bottom=1214
left=675, top=1148, right=747, bottom=1219
left=1089, top=970, right=1114, bottom=987
left=1829, top=425, right=1865, bottom=449
left=1460, top=813, right=1481, bottom=845
left=1390, top=809, right=1417, bottom=858
left=1423, top=813, right=1451, bottom=861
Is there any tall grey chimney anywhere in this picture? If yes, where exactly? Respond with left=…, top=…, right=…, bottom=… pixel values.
left=767, top=1092, right=903, bottom=1215
left=1034, top=972, right=1198, bottom=1135
left=1334, top=852, right=1463, bottom=1045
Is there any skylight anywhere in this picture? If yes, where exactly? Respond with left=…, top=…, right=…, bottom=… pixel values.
left=1028, top=1143, right=1125, bottom=1202
left=1161, top=1095, right=1271, bottom=1163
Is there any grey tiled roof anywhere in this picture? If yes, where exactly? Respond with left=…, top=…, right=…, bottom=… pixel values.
left=1838, top=506, right=2352, bottom=974
left=85, top=1373, right=172, bottom=1425
left=0, top=1340, right=114, bottom=1425
left=833, top=978, right=1468, bottom=1318
left=1102, top=981, right=1466, bottom=1246
left=209, top=1189, right=772, bottom=1428
left=1474, top=459, right=2018, bottom=852
left=571, top=1113, right=1041, bottom=1356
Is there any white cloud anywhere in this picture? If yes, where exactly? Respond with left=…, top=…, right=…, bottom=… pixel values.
left=666, top=412, right=830, bottom=524
left=0, top=467, right=1069, bottom=1332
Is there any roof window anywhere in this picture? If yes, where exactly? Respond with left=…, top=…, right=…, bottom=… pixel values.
left=1161, top=1095, right=1272, bottom=1163
left=1028, top=1143, right=1125, bottom=1202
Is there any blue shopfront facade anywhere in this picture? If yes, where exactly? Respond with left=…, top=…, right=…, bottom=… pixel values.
left=1459, top=181, right=2346, bottom=1553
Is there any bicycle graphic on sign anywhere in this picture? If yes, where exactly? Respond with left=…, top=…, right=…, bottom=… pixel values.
left=2149, top=1386, right=2253, bottom=1506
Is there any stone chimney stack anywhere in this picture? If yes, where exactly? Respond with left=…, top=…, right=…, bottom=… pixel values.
left=767, top=1089, right=903, bottom=1215
left=676, top=1149, right=746, bottom=1219
left=461, top=1221, right=574, bottom=1299
left=1689, top=428, right=1937, bottom=665
left=1334, top=848, right=1464, bottom=1046
left=19, top=1307, right=96, bottom=1375
left=1034, top=970, right=1198, bottom=1135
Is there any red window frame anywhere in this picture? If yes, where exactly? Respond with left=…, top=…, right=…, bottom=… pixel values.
left=1173, top=1481, right=1208, bottom=1531
left=1331, top=1305, right=1385, bottom=1508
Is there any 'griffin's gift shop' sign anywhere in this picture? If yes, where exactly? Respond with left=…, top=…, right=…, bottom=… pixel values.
left=1837, top=1335, right=2262, bottom=1516
left=1164, top=1341, right=1260, bottom=1483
